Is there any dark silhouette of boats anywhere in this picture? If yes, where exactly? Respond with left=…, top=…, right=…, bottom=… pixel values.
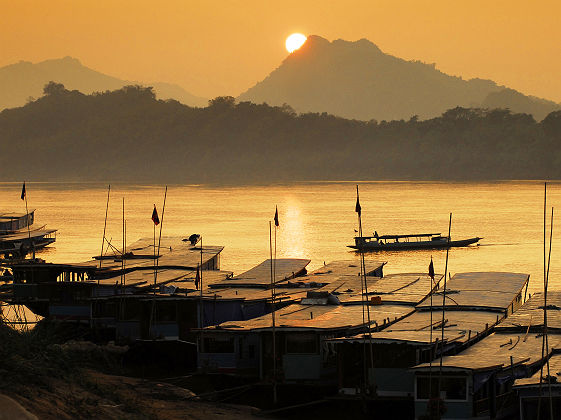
left=349, top=232, right=481, bottom=251
left=0, top=210, right=56, bottom=257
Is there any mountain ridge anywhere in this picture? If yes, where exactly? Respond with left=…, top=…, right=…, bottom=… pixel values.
left=0, top=57, right=208, bottom=110
left=238, top=35, right=560, bottom=121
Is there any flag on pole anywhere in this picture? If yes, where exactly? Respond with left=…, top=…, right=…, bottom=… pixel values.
left=195, top=265, right=200, bottom=290
left=355, top=191, right=361, bottom=216
left=274, top=206, right=279, bottom=227
left=428, top=257, right=435, bottom=281
left=151, top=205, right=160, bottom=225
left=21, top=182, right=26, bottom=200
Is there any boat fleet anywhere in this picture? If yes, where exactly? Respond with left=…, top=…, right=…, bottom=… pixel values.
left=0, top=199, right=556, bottom=420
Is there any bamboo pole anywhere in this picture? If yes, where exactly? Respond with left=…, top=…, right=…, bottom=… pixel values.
left=437, top=213, right=452, bottom=415
left=269, top=221, right=277, bottom=405
left=99, top=185, right=110, bottom=280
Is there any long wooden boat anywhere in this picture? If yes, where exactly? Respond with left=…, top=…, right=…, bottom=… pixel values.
left=349, top=232, right=481, bottom=251
left=0, top=210, right=56, bottom=257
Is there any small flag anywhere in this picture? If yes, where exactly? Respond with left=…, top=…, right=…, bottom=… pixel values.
left=428, top=257, right=435, bottom=280
left=21, top=182, right=26, bottom=200
left=355, top=191, right=361, bottom=216
left=151, top=205, right=160, bottom=225
left=195, top=265, right=200, bottom=290
left=274, top=206, right=279, bottom=227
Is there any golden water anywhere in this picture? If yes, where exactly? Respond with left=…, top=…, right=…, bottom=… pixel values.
left=2, top=181, right=560, bottom=295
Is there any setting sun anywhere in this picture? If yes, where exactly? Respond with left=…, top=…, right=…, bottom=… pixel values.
left=285, top=33, right=307, bottom=53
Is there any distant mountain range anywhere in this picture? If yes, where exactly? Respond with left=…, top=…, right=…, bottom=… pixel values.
left=1, top=86, right=560, bottom=183
left=238, top=35, right=561, bottom=121
left=0, top=57, right=208, bottom=110
left=3, top=37, right=560, bottom=122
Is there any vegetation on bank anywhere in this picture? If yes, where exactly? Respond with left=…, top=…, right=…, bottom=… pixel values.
left=1, top=82, right=560, bottom=183
left=0, top=320, right=255, bottom=419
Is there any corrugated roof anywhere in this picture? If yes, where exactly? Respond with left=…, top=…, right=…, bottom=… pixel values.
left=413, top=332, right=561, bottom=372
left=209, top=303, right=414, bottom=332
left=514, top=352, right=561, bottom=388
left=416, top=272, right=529, bottom=311
left=218, top=258, right=310, bottom=287
left=330, top=310, right=500, bottom=345
left=496, top=291, right=561, bottom=331
left=89, top=237, right=224, bottom=273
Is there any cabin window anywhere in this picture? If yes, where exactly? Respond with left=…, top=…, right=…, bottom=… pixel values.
left=155, top=301, right=177, bottom=322
left=121, top=301, right=141, bottom=320
left=416, top=375, right=467, bottom=401
left=286, top=334, right=318, bottom=354
left=204, top=337, right=235, bottom=353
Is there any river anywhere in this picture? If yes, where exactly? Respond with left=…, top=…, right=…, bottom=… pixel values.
left=1, top=181, right=560, bottom=296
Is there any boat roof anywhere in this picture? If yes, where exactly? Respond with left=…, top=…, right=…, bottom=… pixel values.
left=0, top=228, right=57, bottom=241
left=375, top=233, right=442, bottom=239
left=412, top=332, right=561, bottom=372
left=90, top=236, right=224, bottom=273
left=362, top=272, right=443, bottom=305
left=416, top=272, right=529, bottom=312
left=0, top=210, right=35, bottom=220
left=329, top=309, right=500, bottom=346
left=213, top=258, right=310, bottom=287
left=514, top=352, right=561, bottom=388
left=207, top=302, right=414, bottom=332
left=277, top=260, right=385, bottom=286
left=495, top=291, right=561, bottom=332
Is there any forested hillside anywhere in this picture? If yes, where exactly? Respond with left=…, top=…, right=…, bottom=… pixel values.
left=1, top=83, right=561, bottom=183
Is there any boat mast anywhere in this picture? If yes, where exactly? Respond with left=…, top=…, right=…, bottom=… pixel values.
left=437, top=212, right=452, bottom=415
left=99, top=185, right=110, bottom=281
left=269, top=220, right=277, bottom=405
left=537, top=182, right=554, bottom=420
left=356, top=185, right=374, bottom=393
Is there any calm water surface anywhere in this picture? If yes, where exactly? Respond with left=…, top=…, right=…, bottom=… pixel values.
left=1, top=181, right=560, bottom=295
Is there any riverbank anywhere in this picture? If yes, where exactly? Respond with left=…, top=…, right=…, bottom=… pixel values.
left=0, top=322, right=257, bottom=419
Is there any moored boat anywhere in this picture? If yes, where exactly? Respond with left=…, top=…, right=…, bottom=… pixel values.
left=349, top=232, right=480, bottom=251
left=0, top=210, right=57, bottom=257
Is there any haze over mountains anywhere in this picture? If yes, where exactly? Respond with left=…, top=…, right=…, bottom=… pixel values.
left=239, top=36, right=561, bottom=122
left=0, top=57, right=208, bottom=110
left=3, top=37, right=560, bottom=122
left=1, top=85, right=561, bottom=183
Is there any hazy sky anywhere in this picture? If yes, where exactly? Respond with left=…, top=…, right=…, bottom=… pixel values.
left=2, top=0, right=560, bottom=101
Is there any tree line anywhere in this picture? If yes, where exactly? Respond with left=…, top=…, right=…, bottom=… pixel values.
left=1, top=82, right=560, bottom=183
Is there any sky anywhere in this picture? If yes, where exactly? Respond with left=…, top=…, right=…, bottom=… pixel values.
left=2, top=0, right=560, bottom=101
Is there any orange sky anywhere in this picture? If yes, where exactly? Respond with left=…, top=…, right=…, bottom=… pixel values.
left=2, top=0, right=560, bottom=101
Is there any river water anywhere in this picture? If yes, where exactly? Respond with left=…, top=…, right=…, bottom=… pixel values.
left=1, top=181, right=560, bottom=295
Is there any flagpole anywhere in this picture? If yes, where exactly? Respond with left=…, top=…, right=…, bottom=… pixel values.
left=23, top=182, right=32, bottom=257
left=22, top=182, right=34, bottom=285
left=155, top=186, right=167, bottom=285
left=428, top=256, right=434, bottom=403
left=153, top=216, right=156, bottom=292
left=200, top=237, right=204, bottom=353
left=269, top=220, right=277, bottom=405
left=437, top=213, right=452, bottom=415
left=121, top=197, right=125, bottom=288
left=99, top=185, right=110, bottom=285
left=356, top=185, right=374, bottom=393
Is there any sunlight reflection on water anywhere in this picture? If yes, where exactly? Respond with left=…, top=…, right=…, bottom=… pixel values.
left=1, top=181, right=560, bottom=296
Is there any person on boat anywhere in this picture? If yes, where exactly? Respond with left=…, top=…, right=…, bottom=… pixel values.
left=374, top=231, right=379, bottom=239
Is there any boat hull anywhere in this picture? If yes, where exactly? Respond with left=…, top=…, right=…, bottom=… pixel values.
left=349, top=237, right=481, bottom=251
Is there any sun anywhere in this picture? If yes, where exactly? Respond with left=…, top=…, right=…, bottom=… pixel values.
left=286, top=33, right=307, bottom=53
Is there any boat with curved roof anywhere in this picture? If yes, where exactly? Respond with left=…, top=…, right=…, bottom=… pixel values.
left=349, top=232, right=480, bottom=251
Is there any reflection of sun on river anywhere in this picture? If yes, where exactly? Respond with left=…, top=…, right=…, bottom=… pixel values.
left=1, top=181, right=560, bottom=307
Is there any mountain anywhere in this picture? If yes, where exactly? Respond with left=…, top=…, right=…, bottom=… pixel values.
left=0, top=57, right=208, bottom=110
left=238, top=36, right=561, bottom=122
left=1, top=85, right=561, bottom=183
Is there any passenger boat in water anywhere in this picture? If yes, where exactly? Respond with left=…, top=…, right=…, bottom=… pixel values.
left=349, top=232, right=480, bottom=251
left=0, top=210, right=56, bottom=257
